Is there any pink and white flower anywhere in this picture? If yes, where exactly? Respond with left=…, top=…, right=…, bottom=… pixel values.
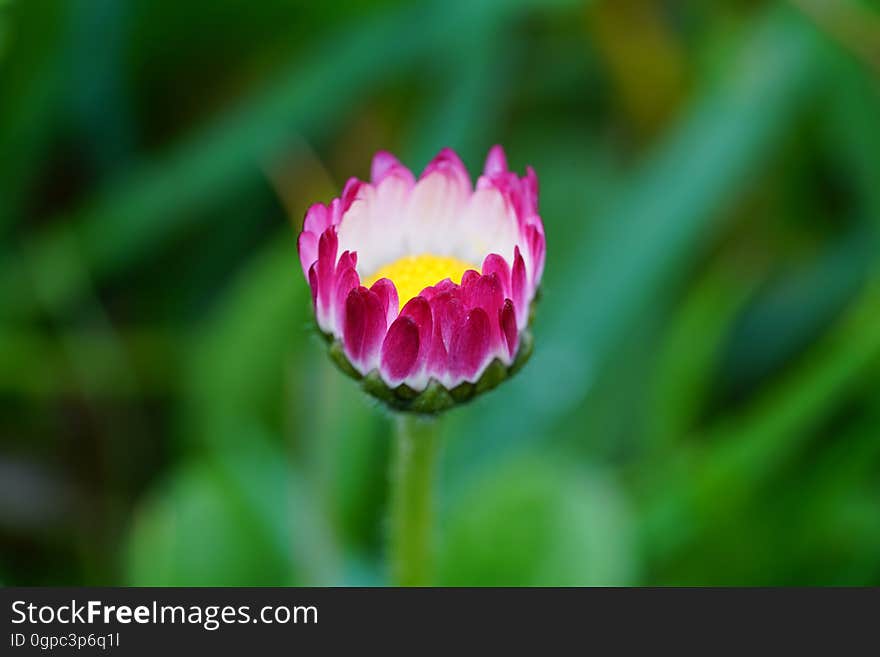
left=297, top=146, right=545, bottom=411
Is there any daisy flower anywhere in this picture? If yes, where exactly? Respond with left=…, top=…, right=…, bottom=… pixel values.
left=297, top=146, right=545, bottom=412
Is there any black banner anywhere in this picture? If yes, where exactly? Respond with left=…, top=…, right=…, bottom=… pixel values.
left=1, top=587, right=877, bottom=653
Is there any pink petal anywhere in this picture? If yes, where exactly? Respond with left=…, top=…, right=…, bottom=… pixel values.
left=524, top=166, right=539, bottom=213
left=303, top=203, right=331, bottom=235
left=327, top=197, right=344, bottom=227
left=380, top=316, right=420, bottom=384
left=400, top=296, right=433, bottom=369
left=316, top=227, right=339, bottom=326
left=500, top=299, right=518, bottom=359
left=420, top=278, right=458, bottom=301
left=334, top=267, right=360, bottom=330
left=336, top=250, right=357, bottom=275
left=341, top=177, right=363, bottom=213
left=476, top=171, right=520, bottom=217
left=370, top=278, right=399, bottom=326
left=408, top=151, right=471, bottom=251
left=378, top=163, right=415, bottom=189
left=370, top=163, right=415, bottom=236
left=462, top=271, right=503, bottom=318
left=451, top=308, right=491, bottom=380
left=461, top=186, right=520, bottom=263
left=460, top=269, right=481, bottom=289
left=427, top=291, right=465, bottom=375
left=371, top=151, right=401, bottom=183
left=419, top=284, right=440, bottom=302
left=525, top=221, right=546, bottom=286
left=308, top=263, right=318, bottom=307
left=343, top=287, right=387, bottom=370
left=483, top=144, right=508, bottom=176
left=421, top=147, right=471, bottom=191
left=343, top=289, right=367, bottom=362
left=511, top=246, right=527, bottom=328
left=361, top=288, right=387, bottom=368
left=297, top=231, right=318, bottom=278
left=481, top=253, right=511, bottom=298
left=462, top=272, right=505, bottom=355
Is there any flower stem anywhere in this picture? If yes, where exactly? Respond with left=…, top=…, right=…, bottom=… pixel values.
left=389, top=413, right=440, bottom=586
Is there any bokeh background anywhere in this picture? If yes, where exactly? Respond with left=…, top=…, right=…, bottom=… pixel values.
left=2, top=0, right=880, bottom=586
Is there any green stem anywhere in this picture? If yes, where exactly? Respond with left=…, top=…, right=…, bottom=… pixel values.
left=389, top=413, right=441, bottom=586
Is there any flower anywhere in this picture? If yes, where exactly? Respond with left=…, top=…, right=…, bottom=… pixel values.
left=297, top=146, right=545, bottom=412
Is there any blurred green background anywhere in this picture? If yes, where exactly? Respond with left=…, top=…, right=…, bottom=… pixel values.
left=2, top=0, right=880, bottom=586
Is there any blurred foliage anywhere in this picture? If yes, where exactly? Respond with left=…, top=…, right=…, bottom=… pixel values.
left=438, top=458, right=635, bottom=585
left=1, top=0, right=879, bottom=585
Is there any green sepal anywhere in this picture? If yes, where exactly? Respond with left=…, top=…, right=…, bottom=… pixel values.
left=320, top=327, right=534, bottom=415
left=329, top=340, right=362, bottom=380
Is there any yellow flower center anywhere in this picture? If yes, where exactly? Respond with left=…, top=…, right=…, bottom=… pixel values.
left=363, top=254, right=476, bottom=310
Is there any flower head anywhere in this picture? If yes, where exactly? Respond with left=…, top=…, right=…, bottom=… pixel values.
left=297, top=146, right=545, bottom=412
